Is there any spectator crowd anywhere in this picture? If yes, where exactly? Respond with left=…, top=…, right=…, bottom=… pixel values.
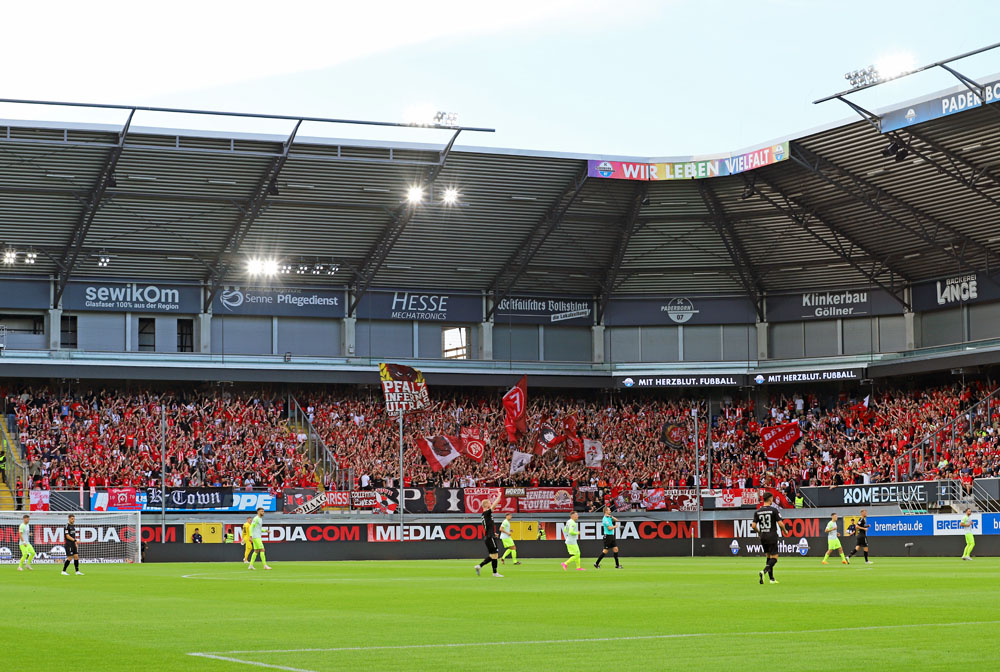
left=5, top=380, right=998, bottom=497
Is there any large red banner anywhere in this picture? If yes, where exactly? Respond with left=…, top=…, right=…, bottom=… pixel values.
left=108, top=487, right=139, bottom=511
left=502, top=376, right=528, bottom=444
left=760, top=422, right=802, bottom=462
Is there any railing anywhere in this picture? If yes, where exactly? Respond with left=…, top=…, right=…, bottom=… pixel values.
left=0, top=416, right=27, bottom=509
left=893, top=387, right=1000, bottom=481
left=286, top=395, right=353, bottom=491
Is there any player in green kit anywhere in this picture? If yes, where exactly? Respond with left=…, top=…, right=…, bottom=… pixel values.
left=561, top=511, right=584, bottom=571
left=960, top=507, right=976, bottom=560
left=499, top=512, right=521, bottom=565
left=594, top=506, right=622, bottom=569
left=17, top=514, right=35, bottom=571
left=247, top=508, right=272, bottom=570
left=821, top=513, right=849, bottom=565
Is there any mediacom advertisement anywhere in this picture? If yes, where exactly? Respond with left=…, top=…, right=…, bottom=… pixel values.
left=588, top=142, right=788, bottom=182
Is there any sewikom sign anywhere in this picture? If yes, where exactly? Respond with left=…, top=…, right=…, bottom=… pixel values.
left=356, top=290, right=483, bottom=323
left=213, top=286, right=346, bottom=318
left=911, top=272, right=1000, bottom=312
left=605, top=296, right=756, bottom=326
left=766, top=288, right=904, bottom=322
left=494, top=296, right=594, bottom=325
left=62, top=280, right=201, bottom=313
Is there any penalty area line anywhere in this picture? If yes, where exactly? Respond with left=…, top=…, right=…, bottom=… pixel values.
left=194, top=619, right=1000, bottom=659
left=187, top=652, right=318, bottom=672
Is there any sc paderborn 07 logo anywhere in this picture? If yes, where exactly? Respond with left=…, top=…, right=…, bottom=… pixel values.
left=755, top=374, right=765, bottom=385
left=596, top=161, right=615, bottom=178
left=622, top=377, right=635, bottom=388
left=662, top=297, right=698, bottom=324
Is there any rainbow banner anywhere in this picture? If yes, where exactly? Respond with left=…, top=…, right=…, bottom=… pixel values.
left=588, top=141, right=789, bottom=181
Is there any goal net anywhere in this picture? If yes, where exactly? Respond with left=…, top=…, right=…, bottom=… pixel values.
left=0, top=511, right=141, bottom=564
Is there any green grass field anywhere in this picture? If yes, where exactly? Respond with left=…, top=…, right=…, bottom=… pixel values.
left=3, top=556, right=998, bottom=671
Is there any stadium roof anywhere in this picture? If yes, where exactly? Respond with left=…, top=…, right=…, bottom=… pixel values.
left=1, top=78, right=999, bottom=318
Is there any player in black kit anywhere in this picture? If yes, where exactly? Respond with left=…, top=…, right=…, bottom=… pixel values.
left=473, top=499, right=503, bottom=578
left=848, top=508, right=872, bottom=564
left=752, top=491, right=789, bottom=585
left=62, top=514, right=84, bottom=576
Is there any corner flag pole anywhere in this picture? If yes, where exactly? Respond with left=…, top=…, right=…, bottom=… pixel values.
left=398, top=408, right=404, bottom=542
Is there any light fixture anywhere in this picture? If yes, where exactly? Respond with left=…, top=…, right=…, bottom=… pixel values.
left=442, top=187, right=459, bottom=205
left=279, top=264, right=293, bottom=274
left=286, top=183, right=314, bottom=189
left=207, top=179, right=237, bottom=186
left=98, top=251, right=111, bottom=268
left=894, top=148, right=910, bottom=162
left=903, top=252, right=922, bottom=259
left=874, top=52, right=917, bottom=81
left=2, top=248, right=16, bottom=265
left=261, top=259, right=279, bottom=276
left=362, top=186, right=390, bottom=193
left=312, top=263, right=323, bottom=275
left=297, top=263, right=309, bottom=275
left=406, top=186, right=424, bottom=204
left=127, top=175, right=157, bottom=181
left=433, top=111, right=459, bottom=126
left=246, top=258, right=264, bottom=275
left=510, top=195, right=536, bottom=202
left=327, top=262, right=339, bottom=276
left=45, top=173, right=76, bottom=179
left=24, top=249, right=37, bottom=264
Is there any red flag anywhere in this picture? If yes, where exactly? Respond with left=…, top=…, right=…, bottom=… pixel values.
left=417, top=435, right=462, bottom=471
left=759, top=422, right=802, bottom=463
left=563, top=437, right=584, bottom=462
left=534, top=418, right=556, bottom=455
left=459, top=426, right=486, bottom=462
left=502, top=376, right=528, bottom=443
left=374, top=490, right=398, bottom=514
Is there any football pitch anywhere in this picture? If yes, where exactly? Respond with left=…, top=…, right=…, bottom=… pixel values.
left=4, top=557, right=997, bottom=671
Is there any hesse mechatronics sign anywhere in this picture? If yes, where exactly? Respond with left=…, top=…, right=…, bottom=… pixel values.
left=357, top=291, right=483, bottom=322
left=63, top=281, right=200, bottom=313
left=494, top=297, right=593, bottom=325
left=588, top=142, right=788, bottom=181
left=214, top=286, right=346, bottom=318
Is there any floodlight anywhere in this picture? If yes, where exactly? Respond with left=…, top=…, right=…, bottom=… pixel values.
left=875, top=52, right=916, bottom=81
left=98, top=251, right=111, bottom=268
left=246, top=258, right=264, bottom=275
left=407, top=186, right=424, bottom=204
left=2, top=248, right=16, bottom=265
left=25, top=250, right=37, bottom=264
left=442, top=187, right=459, bottom=205
left=261, top=259, right=279, bottom=276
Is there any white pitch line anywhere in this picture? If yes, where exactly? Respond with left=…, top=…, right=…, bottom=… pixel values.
left=188, top=652, right=317, bottom=672
left=191, top=619, right=1000, bottom=661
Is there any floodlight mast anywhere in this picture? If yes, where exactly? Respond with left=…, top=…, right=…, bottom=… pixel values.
left=814, top=41, right=1000, bottom=105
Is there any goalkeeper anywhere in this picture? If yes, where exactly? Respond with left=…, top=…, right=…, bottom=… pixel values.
left=561, top=511, right=584, bottom=571
left=242, top=516, right=253, bottom=564
left=247, top=508, right=272, bottom=571
left=17, top=514, right=35, bottom=572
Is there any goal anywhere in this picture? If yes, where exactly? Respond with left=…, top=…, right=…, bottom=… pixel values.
left=1, top=511, right=141, bottom=564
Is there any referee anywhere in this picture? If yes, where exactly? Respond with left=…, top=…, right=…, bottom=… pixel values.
left=62, top=514, right=84, bottom=576
left=848, top=508, right=872, bottom=565
left=473, top=499, right=503, bottom=578
left=594, top=506, right=622, bottom=569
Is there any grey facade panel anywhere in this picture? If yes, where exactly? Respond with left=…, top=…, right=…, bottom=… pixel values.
left=722, top=324, right=755, bottom=361
left=211, top=315, right=273, bottom=355
left=355, top=320, right=413, bottom=359
left=276, top=318, right=342, bottom=357
left=769, top=322, right=804, bottom=359
left=804, top=320, right=838, bottom=357
left=842, top=318, right=876, bottom=356
left=607, top=327, right=640, bottom=363
left=418, top=323, right=441, bottom=359
left=920, top=307, right=964, bottom=347
left=969, top=302, right=1000, bottom=342
left=77, top=313, right=126, bottom=352
left=543, top=326, right=590, bottom=362
left=155, top=316, right=178, bottom=353
left=878, top=315, right=906, bottom=353
left=683, top=325, right=722, bottom=362
left=640, top=326, right=679, bottom=362
left=494, top=325, right=539, bottom=362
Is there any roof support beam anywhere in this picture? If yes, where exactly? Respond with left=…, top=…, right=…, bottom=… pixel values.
left=348, top=130, right=462, bottom=316
left=486, top=167, right=589, bottom=320
left=789, top=142, right=1000, bottom=276
left=52, top=109, right=135, bottom=308
left=203, top=121, right=302, bottom=311
left=596, top=183, right=647, bottom=323
left=749, top=173, right=910, bottom=310
left=699, top=181, right=765, bottom=321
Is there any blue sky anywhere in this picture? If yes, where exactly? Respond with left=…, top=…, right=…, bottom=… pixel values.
left=3, top=0, right=1000, bottom=157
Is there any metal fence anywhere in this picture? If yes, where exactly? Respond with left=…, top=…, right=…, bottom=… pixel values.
left=286, top=395, right=353, bottom=492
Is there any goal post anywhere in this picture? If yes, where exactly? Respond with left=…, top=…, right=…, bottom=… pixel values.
left=0, top=511, right=141, bottom=565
